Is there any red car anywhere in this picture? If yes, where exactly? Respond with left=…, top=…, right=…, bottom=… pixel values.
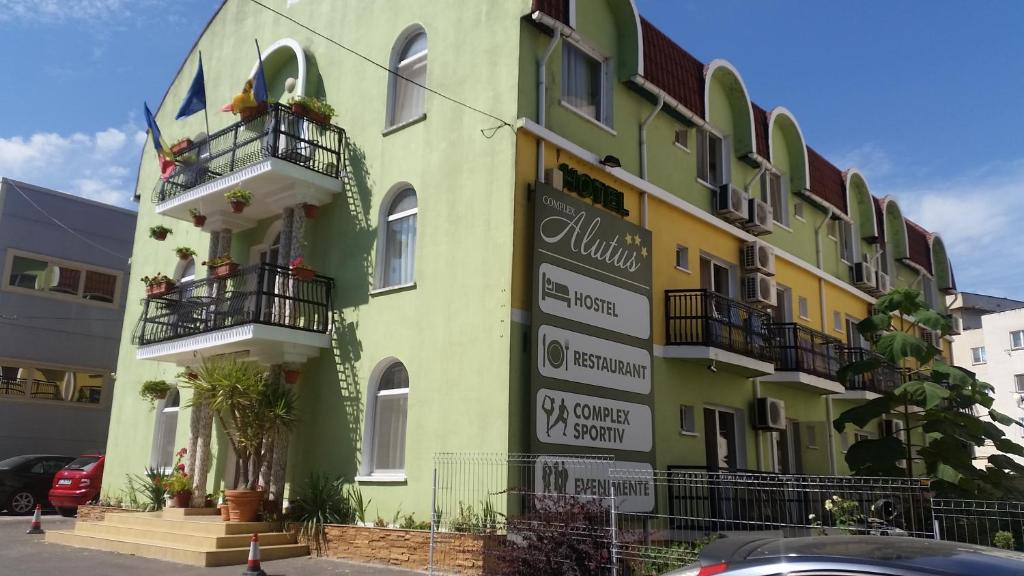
left=48, top=454, right=104, bottom=517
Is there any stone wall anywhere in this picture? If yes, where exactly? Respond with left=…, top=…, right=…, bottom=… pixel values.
left=76, top=505, right=141, bottom=523
left=322, top=525, right=502, bottom=575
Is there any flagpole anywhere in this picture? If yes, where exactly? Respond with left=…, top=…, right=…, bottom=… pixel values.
left=200, top=51, right=211, bottom=139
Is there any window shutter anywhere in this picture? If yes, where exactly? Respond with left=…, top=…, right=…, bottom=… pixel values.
left=700, top=257, right=712, bottom=291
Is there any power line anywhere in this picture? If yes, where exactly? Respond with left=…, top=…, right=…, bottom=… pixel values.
left=7, top=181, right=132, bottom=262
left=246, top=0, right=512, bottom=137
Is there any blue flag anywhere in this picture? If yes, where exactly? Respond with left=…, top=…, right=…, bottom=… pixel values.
left=143, top=102, right=165, bottom=154
left=175, top=54, right=206, bottom=120
left=253, top=44, right=269, bottom=104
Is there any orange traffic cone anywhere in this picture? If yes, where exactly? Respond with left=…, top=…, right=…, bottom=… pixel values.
left=26, top=504, right=44, bottom=534
left=241, top=533, right=266, bottom=576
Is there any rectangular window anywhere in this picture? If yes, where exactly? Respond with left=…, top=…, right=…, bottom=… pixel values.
left=971, top=347, right=987, bottom=365
left=833, top=311, right=842, bottom=333
left=839, top=220, right=856, bottom=264
left=562, top=42, right=610, bottom=127
left=674, top=127, right=689, bottom=151
left=827, top=219, right=839, bottom=240
left=922, top=276, right=936, bottom=308
left=696, top=129, right=727, bottom=187
left=679, top=404, right=696, bottom=434
left=4, top=250, right=120, bottom=307
left=793, top=201, right=805, bottom=221
left=1013, top=330, right=1024, bottom=350
left=700, top=256, right=733, bottom=297
left=805, top=423, right=818, bottom=449
left=1015, top=374, right=1024, bottom=394
left=761, top=170, right=788, bottom=227
left=798, top=296, right=809, bottom=320
left=675, top=245, right=690, bottom=271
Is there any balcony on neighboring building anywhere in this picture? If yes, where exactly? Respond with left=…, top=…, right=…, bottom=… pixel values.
left=760, top=323, right=845, bottom=393
left=664, top=289, right=775, bottom=376
left=837, top=347, right=901, bottom=398
left=133, top=263, right=334, bottom=365
left=152, top=104, right=346, bottom=232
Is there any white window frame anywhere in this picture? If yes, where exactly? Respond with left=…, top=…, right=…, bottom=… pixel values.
left=150, top=388, right=180, bottom=474
left=560, top=39, right=614, bottom=131
left=358, top=359, right=410, bottom=481
left=372, top=185, right=418, bottom=292
left=696, top=128, right=728, bottom=189
left=674, top=126, right=690, bottom=152
left=761, top=168, right=789, bottom=228
left=675, top=244, right=690, bottom=273
left=971, top=346, right=987, bottom=365
left=3, top=248, right=122, bottom=309
left=385, top=27, right=428, bottom=130
left=793, top=200, right=806, bottom=222
left=833, top=311, right=843, bottom=333
left=679, top=404, right=697, bottom=436
left=798, top=296, right=810, bottom=320
left=700, top=254, right=736, bottom=298
left=1015, top=374, right=1024, bottom=394
left=1011, top=330, right=1024, bottom=351
left=839, top=220, right=857, bottom=265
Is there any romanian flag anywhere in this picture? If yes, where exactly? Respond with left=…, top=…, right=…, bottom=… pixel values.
left=144, top=102, right=176, bottom=180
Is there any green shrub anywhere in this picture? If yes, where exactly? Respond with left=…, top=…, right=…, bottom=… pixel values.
left=287, top=473, right=354, bottom=557
left=994, top=530, right=1015, bottom=550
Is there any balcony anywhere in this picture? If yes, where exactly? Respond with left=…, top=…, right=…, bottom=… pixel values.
left=760, top=323, right=845, bottom=393
left=133, top=263, right=333, bottom=365
left=837, top=347, right=901, bottom=398
left=152, top=104, right=346, bottom=232
left=663, top=289, right=775, bottom=376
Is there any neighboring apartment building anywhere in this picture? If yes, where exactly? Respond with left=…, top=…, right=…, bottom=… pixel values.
left=948, top=292, right=1024, bottom=466
left=102, top=0, right=957, bottom=518
left=0, top=179, right=136, bottom=458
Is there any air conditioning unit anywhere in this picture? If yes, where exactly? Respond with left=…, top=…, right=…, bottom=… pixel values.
left=742, top=273, right=777, bottom=307
left=716, top=184, right=749, bottom=223
left=853, top=261, right=877, bottom=290
left=741, top=241, right=776, bottom=276
left=743, top=197, right=773, bottom=235
left=755, top=397, right=786, bottom=431
left=881, top=418, right=905, bottom=438
left=876, top=271, right=891, bottom=294
left=921, top=329, right=938, bottom=349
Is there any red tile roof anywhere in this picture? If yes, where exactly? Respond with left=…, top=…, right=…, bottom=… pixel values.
left=753, top=104, right=769, bottom=159
left=807, top=147, right=848, bottom=213
left=639, top=18, right=705, bottom=117
left=906, top=219, right=933, bottom=274
left=531, top=0, right=568, bottom=24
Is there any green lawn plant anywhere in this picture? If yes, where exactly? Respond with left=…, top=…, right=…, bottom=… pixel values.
left=287, top=473, right=353, bottom=557
left=834, top=288, right=1024, bottom=497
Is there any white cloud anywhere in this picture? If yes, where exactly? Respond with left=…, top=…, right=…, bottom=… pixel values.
left=0, top=0, right=143, bottom=23
left=880, top=159, right=1024, bottom=300
left=0, top=125, right=144, bottom=209
left=830, top=143, right=894, bottom=179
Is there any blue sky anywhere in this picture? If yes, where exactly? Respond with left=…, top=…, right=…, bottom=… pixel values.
left=0, top=0, right=1020, bottom=298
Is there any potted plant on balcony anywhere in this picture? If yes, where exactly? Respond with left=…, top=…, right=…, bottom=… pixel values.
left=289, top=257, right=315, bottom=281
left=283, top=367, right=301, bottom=384
left=302, top=203, right=319, bottom=219
left=225, top=188, right=253, bottom=214
left=141, top=273, right=176, bottom=298
left=163, top=448, right=192, bottom=508
left=170, top=138, right=193, bottom=156
left=289, top=95, right=334, bottom=125
left=140, top=379, right=172, bottom=406
left=149, top=225, right=172, bottom=241
left=184, top=359, right=298, bottom=522
left=189, top=208, right=207, bottom=228
left=175, top=246, right=197, bottom=261
left=202, top=256, right=238, bottom=280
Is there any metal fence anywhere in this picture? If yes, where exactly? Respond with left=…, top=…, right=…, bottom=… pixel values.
left=933, top=499, right=1024, bottom=550
left=664, top=289, right=774, bottom=364
left=771, top=323, right=843, bottom=380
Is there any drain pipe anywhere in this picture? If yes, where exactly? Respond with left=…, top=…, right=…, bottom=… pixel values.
left=639, top=94, right=663, bottom=228
left=813, top=207, right=839, bottom=473
left=753, top=378, right=763, bottom=471
left=826, top=396, right=837, bottom=474
left=630, top=74, right=712, bottom=132
left=533, top=12, right=565, bottom=182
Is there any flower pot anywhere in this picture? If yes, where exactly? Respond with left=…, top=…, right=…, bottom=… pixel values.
left=219, top=503, right=231, bottom=521
left=225, top=489, right=263, bottom=522
left=291, top=103, right=329, bottom=125
left=284, top=369, right=301, bottom=384
left=146, top=280, right=176, bottom=298
left=152, top=230, right=169, bottom=241
left=229, top=200, right=249, bottom=214
left=172, top=491, right=192, bottom=509
left=178, top=253, right=193, bottom=261
left=291, top=266, right=315, bottom=282
left=239, top=102, right=268, bottom=122
left=170, top=139, right=193, bottom=156
left=209, top=263, right=239, bottom=280
left=191, top=214, right=207, bottom=228
left=302, top=204, right=319, bottom=219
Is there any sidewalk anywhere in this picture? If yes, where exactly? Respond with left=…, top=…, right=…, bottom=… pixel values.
left=0, top=515, right=419, bottom=576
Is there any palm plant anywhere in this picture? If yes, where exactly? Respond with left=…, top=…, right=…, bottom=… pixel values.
left=288, top=473, right=353, bottom=556
left=184, top=359, right=298, bottom=490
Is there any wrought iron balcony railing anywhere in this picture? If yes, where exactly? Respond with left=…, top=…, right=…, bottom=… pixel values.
left=843, top=346, right=901, bottom=395
left=665, top=289, right=775, bottom=364
left=132, top=263, right=333, bottom=347
left=771, top=323, right=844, bottom=381
left=152, top=103, right=346, bottom=204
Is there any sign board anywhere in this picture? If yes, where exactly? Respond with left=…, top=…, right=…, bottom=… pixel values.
left=531, top=179, right=654, bottom=511
left=535, top=456, right=655, bottom=513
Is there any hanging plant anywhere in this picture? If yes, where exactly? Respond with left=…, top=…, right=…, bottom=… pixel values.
left=189, top=208, right=207, bottom=228
left=302, top=203, right=319, bottom=219
left=140, top=380, right=172, bottom=405
left=202, top=256, right=238, bottom=280
left=289, top=257, right=315, bottom=281
left=175, top=247, right=197, bottom=261
left=150, top=225, right=172, bottom=241
left=225, top=188, right=253, bottom=214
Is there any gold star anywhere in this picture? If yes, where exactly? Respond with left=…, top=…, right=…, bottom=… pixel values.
left=624, top=234, right=633, bottom=246
left=641, top=246, right=648, bottom=259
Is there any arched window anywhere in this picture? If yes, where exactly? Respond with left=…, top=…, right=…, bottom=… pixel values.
left=150, top=387, right=180, bottom=472
left=379, top=187, right=418, bottom=288
left=387, top=29, right=427, bottom=127
left=364, top=361, right=409, bottom=476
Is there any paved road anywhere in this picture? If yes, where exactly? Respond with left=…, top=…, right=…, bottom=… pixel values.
left=0, top=515, right=419, bottom=576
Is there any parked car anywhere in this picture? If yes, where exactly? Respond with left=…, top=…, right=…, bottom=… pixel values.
left=667, top=534, right=1024, bottom=575
left=0, top=454, right=75, bottom=515
left=49, top=454, right=105, bottom=517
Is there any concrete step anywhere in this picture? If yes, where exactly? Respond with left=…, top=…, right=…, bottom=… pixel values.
left=46, top=530, right=309, bottom=567
left=104, top=512, right=277, bottom=535
left=75, top=520, right=296, bottom=549
left=161, top=507, right=221, bottom=518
